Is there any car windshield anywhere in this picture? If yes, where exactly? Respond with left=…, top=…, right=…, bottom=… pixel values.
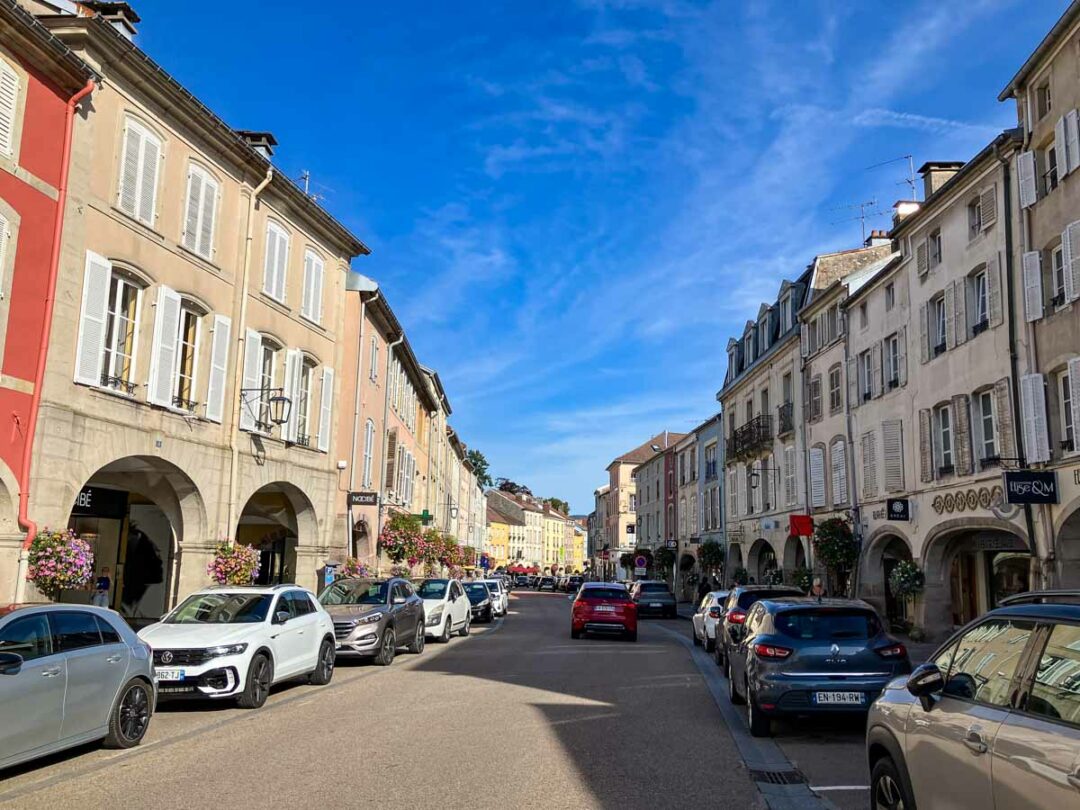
left=484, top=581, right=501, bottom=592
left=166, top=593, right=272, bottom=624
left=640, top=584, right=670, bottom=593
left=464, top=584, right=489, bottom=601
left=580, top=588, right=629, bottom=601
left=417, top=580, right=449, bottom=600
left=318, top=580, right=388, bottom=606
left=775, top=609, right=881, bottom=640
left=541, top=578, right=553, bottom=584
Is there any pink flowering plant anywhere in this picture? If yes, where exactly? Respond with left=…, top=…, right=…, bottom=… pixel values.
left=378, top=513, right=424, bottom=565
left=341, top=557, right=372, bottom=578
left=206, top=541, right=260, bottom=586
left=26, top=528, right=94, bottom=598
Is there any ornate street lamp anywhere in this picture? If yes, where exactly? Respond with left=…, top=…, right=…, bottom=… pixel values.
left=239, top=387, right=292, bottom=430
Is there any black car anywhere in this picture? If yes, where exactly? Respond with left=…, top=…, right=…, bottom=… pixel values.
left=727, top=597, right=911, bottom=737
left=567, top=575, right=584, bottom=593
left=631, top=581, right=677, bottom=618
left=714, top=585, right=804, bottom=669
left=463, top=582, right=495, bottom=623
left=515, top=576, right=529, bottom=587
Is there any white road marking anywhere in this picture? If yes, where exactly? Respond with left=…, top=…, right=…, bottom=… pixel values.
left=809, top=786, right=870, bottom=791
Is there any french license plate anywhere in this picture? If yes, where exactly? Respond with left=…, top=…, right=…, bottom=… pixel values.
left=814, top=691, right=863, bottom=705
left=650, top=602, right=662, bottom=608
left=594, top=605, right=615, bottom=612
left=155, top=668, right=185, bottom=681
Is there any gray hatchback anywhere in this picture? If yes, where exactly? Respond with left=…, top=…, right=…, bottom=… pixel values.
left=0, top=604, right=156, bottom=770
left=727, top=597, right=910, bottom=737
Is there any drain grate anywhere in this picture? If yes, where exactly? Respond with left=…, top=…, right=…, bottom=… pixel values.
left=748, top=769, right=806, bottom=785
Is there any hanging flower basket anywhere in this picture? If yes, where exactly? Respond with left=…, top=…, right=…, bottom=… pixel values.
left=732, top=566, right=750, bottom=585
left=378, top=513, right=423, bottom=563
left=888, top=560, right=925, bottom=597
left=206, top=541, right=261, bottom=586
left=763, top=568, right=785, bottom=586
left=812, top=518, right=858, bottom=574
left=791, top=566, right=813, bottom=592
left=341, top=557, right=372, bottom=578
left=26, top=528, right=95, bottom=599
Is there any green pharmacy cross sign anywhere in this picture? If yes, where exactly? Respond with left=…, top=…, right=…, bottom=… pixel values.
left=414, top=510, right=434, bottom=526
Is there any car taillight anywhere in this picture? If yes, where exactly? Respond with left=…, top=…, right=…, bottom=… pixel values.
left=754, top=643, right=792, bottom=659
left=728, top=609, right=747, bottom=624
left=708, top=607, right=722, bottom=619
left=875, top=643, right=907, bottom=659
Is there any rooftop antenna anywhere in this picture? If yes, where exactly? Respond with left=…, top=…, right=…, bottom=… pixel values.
left=828, top=199, right=885, bottom=243
left=862, top=154, right=918, bottom=201
left=298, top=170, right=328, bottom=204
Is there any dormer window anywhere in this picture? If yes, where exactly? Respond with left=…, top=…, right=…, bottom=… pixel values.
left=744, top=333, right=754, bottom=365
left=758, top=316, right=769, bottom=353
left=779, top=295, right=792, bottom=330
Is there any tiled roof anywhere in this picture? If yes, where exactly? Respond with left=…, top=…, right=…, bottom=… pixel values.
left=612, top=432, right=687, bottom=466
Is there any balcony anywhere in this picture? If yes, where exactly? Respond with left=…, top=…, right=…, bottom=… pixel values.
left=730, top=414, right=773, bottom=460
left=777, top=402, right=794, bottom=436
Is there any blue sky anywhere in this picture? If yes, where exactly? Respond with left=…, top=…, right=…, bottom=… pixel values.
left=141, top=0, right=1063, bottom=514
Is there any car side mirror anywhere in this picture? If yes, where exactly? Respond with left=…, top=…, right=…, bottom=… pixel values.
left=567, top=594, right=576, bottom=602
left=273, top=611, right=290, bottom=625
left=392, top=595, right=407, bottom=605
left=906, top=663, right=945, bottom=711
left=0, top=652, right=23, bottom=675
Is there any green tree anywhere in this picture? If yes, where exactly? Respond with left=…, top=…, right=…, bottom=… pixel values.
left=496, top=478, right=532, bottom=496
left=466, top=449, right=493, bottom=488
left=698, top=540, right=724, bottom=573
left=544, top=497, right=570, bottom=515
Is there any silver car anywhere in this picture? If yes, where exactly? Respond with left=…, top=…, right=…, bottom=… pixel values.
left=0, top=604, right=155, bottom=770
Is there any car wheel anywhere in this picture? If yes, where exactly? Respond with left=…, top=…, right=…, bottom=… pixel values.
left=238, top=653, right=273, bottom=709
left=705, top=636, right=715, bottom=653
left=693, top=629, right=702, bottom=646
left=459, top=613, right=471, bottom=637
left=308, top=638, right=335, bottom=685
left=439, top=617, right=452, bottom=643
left=626, top=630, right=637, bottom=642
left=486, top=607, right=493, bottom=622
left=374, top=628, right=396, bottom=666
left=571, top=628, right=581, bottom=639
left=406, top=621, right=425, bottom=654
left=871, top=757, right=915, bottom=810
left=715, top=644, right=726, bottom=669
left=727, top=665, right=745, bottom=705
left=747, top=684, right=771, bottom=737
left=103, top=678, right=152, bottom=748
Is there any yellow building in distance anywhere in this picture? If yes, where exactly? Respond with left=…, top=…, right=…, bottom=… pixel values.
left=485, top=507, right=511, bottom=571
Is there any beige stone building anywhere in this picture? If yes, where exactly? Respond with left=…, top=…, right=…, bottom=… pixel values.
left=13, top=8, right=368, bottom=614
left=634, top=445, right=667, bottom=552
left=675, top=431, right=698, bottom=589
left=605, top=432, right=677, bottom=573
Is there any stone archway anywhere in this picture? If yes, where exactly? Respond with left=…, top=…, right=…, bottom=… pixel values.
left=859, top=529, right=914, bottom=626
left=727, top=542, right=743, bottom=585
left=747, top=538, right=777, bottom=583
left=782, top=534, right=807, bottom=576
left=1054, top=501, right=1080, bottom=588
left=236, top=482, right=318, bottom=588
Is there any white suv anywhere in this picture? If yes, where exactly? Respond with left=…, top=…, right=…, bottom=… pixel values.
left=483, top=579, right=509, bottom=616
left=139, top=585, right=335, bottom=709
left=416, top=578, right=471, bottom=642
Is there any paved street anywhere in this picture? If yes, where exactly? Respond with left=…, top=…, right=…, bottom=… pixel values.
left=0, top=590, right=896, bottom=810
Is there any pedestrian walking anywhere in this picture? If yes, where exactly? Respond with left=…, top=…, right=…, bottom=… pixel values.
left=696, top=579, right=710, bottom=606
left=92, top=566, right=111, bottom=608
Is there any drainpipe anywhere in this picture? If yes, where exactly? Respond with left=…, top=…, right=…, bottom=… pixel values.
left=15, top=79, right=95, bottom=602
left=377, top=335, right=404, bottom=533
left=225, top=168, right=274, bottom=539
left=842, top=310, right=864, bottom=599
left=346, top=287, right=379, bottom=558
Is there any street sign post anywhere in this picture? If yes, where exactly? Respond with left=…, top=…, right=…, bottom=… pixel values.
left=634, top=555, right=647, bottom=569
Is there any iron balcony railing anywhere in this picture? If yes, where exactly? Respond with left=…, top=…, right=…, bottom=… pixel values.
left=730, top=414, right=772, bottom=460
left=777, top=402, right=794, bottom=436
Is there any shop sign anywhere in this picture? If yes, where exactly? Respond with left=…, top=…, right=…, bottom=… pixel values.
left=886, top=499, right=910, bottom=521
left=71, top=486, right=128, bottom=519
left=665, top=539, right=676, bottom=549
left=1003, top=471, right=1058, bottom=505
left=626, top=524, right=636, bottom=535
left=971, top=534, right=1028, bottom=552
left=347, top=491, right=379, bottom=507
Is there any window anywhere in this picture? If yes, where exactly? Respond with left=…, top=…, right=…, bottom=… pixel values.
left=968, top=197, right=982, bottom=240
left=860, top=350, right=873, bottom=401
left=760, top=388, right=769, bottom=421
left=976, top=390, right=997, bottom=462
left=859, top=302, right=868, bottom=330
left=95, top=616, right=121, bottom=644
left=782, top=372, right=792, bottom=405
left=173, top=305, right=201, bottom=411
left=301, top=249, right=324, bottom=324
left=1044, top=145, right=1059, bottom=194
left=779, top=295, right=791, bottom=330
left=296, top=359, right=316, bottom=446
left=362, top=418, right=375, bottom=486
left=263, top=221, right=289, bottom=302
left=369, top=336, right=379, bottom=381
left=759, top=316, right=769, bottom=352
left=1037, top=82, right=1052, bottom=119
left=809, top=376, right=822, bottom=421
left=182, top=163, right=218, bottom=259
left=885, top=334, right=900, bottom=386
left=933, top=294, right=947, bottom=354
left=117, top=117, right=162, bottom=227
left=745, top=397, right=753, bottom=423
left=828, top=365, right=842, bottom=412
left=49, top=611, right=102, bottom=652
left=1028, top=622, right=1080, bottom=727
left=935, top=404, right=953, bottom=472
left=0, top=60, right=20, bottom=157
left=972, top=268, right=989, bottom=330
left=928, top=229, right=942, bottom=268
left=102, top=274, right=142, bottom=394
left=885, top=283, right=895, bottom=311
left=257, top=338, right=279, bottom=432
left=0, top=614, right=52, bottom=662
left=1060, top=369, right=1075, bottom=451
left=827, top=306, right=839, bottom=342
left=744, top=333, right=753, bottom=365
left=1052, top=245, right=1067, bottom=306
left=944, top=619, right=1033, bottom=707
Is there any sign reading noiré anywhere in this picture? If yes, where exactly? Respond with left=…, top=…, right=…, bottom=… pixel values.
left=1002, top=471, right=1058, bottom=505
left=347, top=491, right=379, bottom=507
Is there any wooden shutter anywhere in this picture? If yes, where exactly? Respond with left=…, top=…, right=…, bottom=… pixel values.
left=953, top=278, right=969, bottom=345
left=987, top=255, right=1003, bottom=327
left=1056, top=115, right=1068, bottom=175
left=1066, top=220, right=1080, bottom=302
left=1069, top=359, right=1080, bottom=451
left=182, top=166, right=202, bottom=252
left=847, top=358, right=859, bottom=411
left=919, top=408, right=933, bottom=483
left=728, top=470, right=738, bottom=517
left=992, top=378, right=1016, bottom=461
left=883, top=420, right=904, bottom=492
left=147, top=285, right=183, bottom=407
left=197, top=171, right=218, bottom=259
left=784, top=445, right=795, bottom=505
left=801, top=324, right=809, bottom=358
left=317, top=366, right=334, bottom=452
left=1021, top=373, right=1051, bottom=463
left=980, top=185, right=997, bottom=230
left=897, top=326, right=908, bottom=386
left=943, top=282, right=955, bottom=351
left=137, top=129, right=160, bottom=226
left=301, top=251, right=314, bottom=318
left=385, top=429, right=398, bottom=495
left=831, top=439, right=848, bottom=505
left=1018, top=151, right=1038, bottom=209
left=916, top=241, right=928, bottom=276
left=952, top=394, right=972, bottom=475
left=919, top=302, right=929, bottom=363
left=282, top=349, right=302, bottom=443
left=117, top=120, right=142, bottom=217
left=74, top=251, right=112, bottom=386
left=861, top=432, right=878, bottom=498
left=809, top=447, right=826, bottom=508
left=275, top=229, right=289, bottom=302
left=239, top=329, right=262, bottom=432
left=312, top=254, right=323, bottom=324
left=871, top=343, right=882, bottom=398
left=0, top=62, right=17, bottom=156
left=204, top=314, right=231, bottom=423
left=1067, top=110, right=1080, bottom=175
left=1023, top=251, right=1044, bottom=322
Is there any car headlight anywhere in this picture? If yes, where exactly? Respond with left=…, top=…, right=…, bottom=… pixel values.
left=427, top=607, right=444, bottom=625
left=357, top=612, right=384, bottom=625
left=207, top=643, right=248, bottom=658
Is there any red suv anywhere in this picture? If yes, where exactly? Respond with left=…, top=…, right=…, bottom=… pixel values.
left=570, top=583, right=638, bottom=642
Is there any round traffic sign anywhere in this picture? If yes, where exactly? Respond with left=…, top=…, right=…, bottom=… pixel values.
left=634, top=555, right=647, bottom=568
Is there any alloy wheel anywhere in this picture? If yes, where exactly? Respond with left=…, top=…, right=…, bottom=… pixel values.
left=416, top=623, right=425, bottom=652
left=118, top=684, right=150, bottom=743
left=253, top=658, right=270, bottom=703
left=874, top=774, right=905, bottom=810
left=320, top=642, right=335, bottom=680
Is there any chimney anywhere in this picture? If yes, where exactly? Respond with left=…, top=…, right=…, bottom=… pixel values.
left=892, top=200, right=920, bottom=228
left=864, top=229, right=891, bottom=248
left=236, top=130, right=278, bottom=159
left=918, top=161, right=964, bottom=199
left=80, top=2, right=140, bottom=40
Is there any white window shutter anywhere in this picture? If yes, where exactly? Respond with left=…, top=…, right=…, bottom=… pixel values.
left=198, top=174, right=218, bottom=259
left=263, top=224, right=279, bottom=295
left=0, top=62, right=19, bottom=156
left=882, top=419, right=904, bottom=492
left=919, top=408, right=934, bottom=483
left=871, top=343, right=882, bottom=398
left=953, top=278, right=969, bottom=344
left=831, top=439, right=848, bottom=505
left=1023, top=251, right=1044, bottom=322
left=282, top=349, right=301, bottom=443
left=944, top=281, right=955, bottom=351
left=1021, top=373, right=1051, bottom=463
left=1056, top=115, right=1068, bottom=175
left=919, top=302, right=929, bottom=363
left=1018, top=151, right=1038, bottom=209
left=182, top=166, right=202, bottom=252
left=847, top=358, right=859, bottom=411
left=800, top=324, right=809, bottom=358
left=809, top=447, right=826, bottom=508
left=897, top=326, right=908, bottom=386
left=1069, top=359, right=1080, bottom=449
left=312, top=256, right=324, bottom=323
left=147, top=285, right=183, bottom=407
left=239, top=329, right=262, bottom=432
left=204, top=314, right=231, bottom=423
left=74, top=251, right=112, bottom=386
left=987, top=255, right=1003, bottom=328
left=784, top=445, right=795, bottom=506
left=862, top=432, right=878, bottom=498
left=916, top=242, right=928, bottom=276
left=1067, top=110, right=1080, bottom=174
left=275, top=229, right=289, bottom=302
left=117, top=120, right=142, bottom=217
left=1066, top=220, right=1080, bottom=302
left=980, top=186, right=997, bottom=230
left=317, top=366, right=334, bottom=452
left=137, top=130, right=160, bottom=226
left=301, top=251, right=314, bottom=318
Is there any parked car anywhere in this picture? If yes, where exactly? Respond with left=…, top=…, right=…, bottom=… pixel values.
left=692, top=590, right=729, bottom=652
left=417, top=578, right=471, bottom=641
left=714, top=585, right=804, bottom=668
left=866, top=590, right=1080, bottom=810
left=515, top=575, right=529, bottom=587
left=727, top=597, right=910, bottom=737
left=140, top=585, right=334, bottom=709
left=630, top=581, right=677, bottom=618
left=483, top=579, right=509, bottom=616
left=464, top=582, right=495, bottom=623
left=566, top=575, right=584, bottom=593
left=0, top=605, right=155, bottom=770
left=317, top=577, right=424, bottom=667
left=537, top=576, right=556, bottom=592
left=570, top=582, right=637, bottom=641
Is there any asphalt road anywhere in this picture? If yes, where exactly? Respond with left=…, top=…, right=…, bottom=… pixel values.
left=0, top=591, right=875, bottom=810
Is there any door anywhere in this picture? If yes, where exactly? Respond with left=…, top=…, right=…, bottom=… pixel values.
left=50, top=610, right=118, bottom=741
left=991, top=621, right=1080, bottom=810
left=452, top=582, right=469, bottom=628
left=905, top=617, right=1034, bottom=809
left=285, top=591, right=320, bottom=673
left=730, top=603, right=765, bottom=688
left=389, top=582, right=410, bottom=637
left=267, top=593, right=305, bottom=678
left=692, top=595, right=708, bottom=640
left=0, top=613, right=66, bottom=762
